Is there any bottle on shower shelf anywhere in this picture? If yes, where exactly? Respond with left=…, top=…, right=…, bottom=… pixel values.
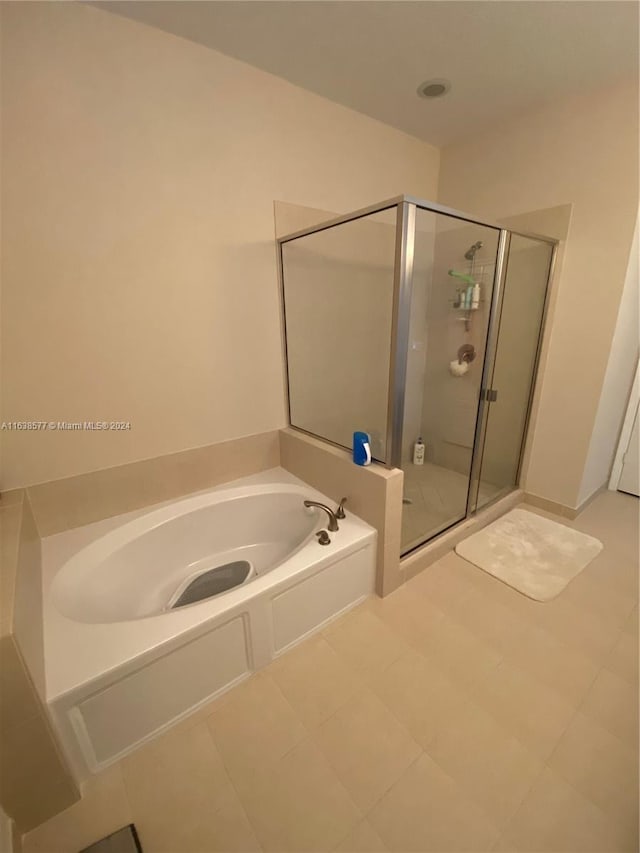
left=465, top=285, right=473, bottom=309
left=472, top=282, right=481, bottom=309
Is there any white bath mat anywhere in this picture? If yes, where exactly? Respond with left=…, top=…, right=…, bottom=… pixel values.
left=454, top=508, right=603, bottom=601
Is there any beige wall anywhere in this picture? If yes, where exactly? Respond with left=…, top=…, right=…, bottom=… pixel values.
left=438, top=78, right=639, bottom=508
left=1, top=2, right=439, bottom=489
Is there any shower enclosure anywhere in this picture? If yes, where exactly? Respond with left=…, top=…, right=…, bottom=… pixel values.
left=278, top=196, right=556, bottom=555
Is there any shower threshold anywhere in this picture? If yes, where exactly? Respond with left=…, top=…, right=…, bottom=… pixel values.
left=400, top=488, right=523, bottom=570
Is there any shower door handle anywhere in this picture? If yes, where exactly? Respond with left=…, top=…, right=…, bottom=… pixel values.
left=481, top=388, right=498, bottom=402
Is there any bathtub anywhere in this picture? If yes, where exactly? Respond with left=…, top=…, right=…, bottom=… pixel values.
left=40, top=469, right=376, bottom=782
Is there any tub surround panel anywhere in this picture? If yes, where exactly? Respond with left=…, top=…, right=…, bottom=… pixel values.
left=75, top=616, right=251, bottom=769
left=25, top=430, right=280, bottom=537
left=272, top=546, right=375, bottom=652
left=279, top=428, right=403, bottom=595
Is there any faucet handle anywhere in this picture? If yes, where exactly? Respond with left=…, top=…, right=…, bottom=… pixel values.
left=335, top=497, right=347, bottom=519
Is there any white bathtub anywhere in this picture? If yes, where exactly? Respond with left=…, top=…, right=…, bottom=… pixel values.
left=40, top=469, right=376, bottom=782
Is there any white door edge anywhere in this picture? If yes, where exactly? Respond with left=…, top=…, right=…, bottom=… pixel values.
left=609, top=357, right=640, bottom=491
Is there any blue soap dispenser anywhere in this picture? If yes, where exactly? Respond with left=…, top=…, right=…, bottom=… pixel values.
left=353, top=431, right=372, bottom=466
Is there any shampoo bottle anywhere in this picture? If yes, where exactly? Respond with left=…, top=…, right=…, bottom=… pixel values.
left=413, top=437, right=425, bottom=465
left=472, top=282, right=480, bottom=309
left=465, top=285, right=474, bottom=309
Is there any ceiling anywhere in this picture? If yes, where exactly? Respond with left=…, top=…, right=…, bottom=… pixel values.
left=99, top=1, right=639, bottom=147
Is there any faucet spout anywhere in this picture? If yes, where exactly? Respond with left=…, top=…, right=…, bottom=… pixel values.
left=303, top=500, right=339, bottom=532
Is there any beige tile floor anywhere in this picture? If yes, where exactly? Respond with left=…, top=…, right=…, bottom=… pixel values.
left=23, top=492, right=639, bottom=853
left=402, top=462, right=503, bottom=553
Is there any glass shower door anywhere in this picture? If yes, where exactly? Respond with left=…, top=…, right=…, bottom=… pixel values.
left=472, top=234, right=554, bottom=511
left=400, top=208, right=501, bottom=554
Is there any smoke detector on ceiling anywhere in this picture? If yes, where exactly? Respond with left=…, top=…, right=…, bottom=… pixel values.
left=417, top=79, right=451, bottom=99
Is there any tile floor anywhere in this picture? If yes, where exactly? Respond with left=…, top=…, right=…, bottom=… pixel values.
left=402, top=462, right=503, bottom=553
left=22, top=491, right=638, bottom=853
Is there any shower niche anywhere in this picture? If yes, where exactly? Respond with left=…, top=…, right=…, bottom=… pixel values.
left=278, top=196, right=556, bottom=555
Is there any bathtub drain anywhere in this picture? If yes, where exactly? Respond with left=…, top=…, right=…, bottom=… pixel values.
left=170, top=560, right=252, bottom=609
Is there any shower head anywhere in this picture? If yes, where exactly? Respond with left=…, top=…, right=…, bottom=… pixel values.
left=464, top=241, right=483, bottom=260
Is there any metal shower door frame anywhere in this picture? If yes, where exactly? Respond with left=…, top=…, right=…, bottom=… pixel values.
left=278, top=200, right=402, bottom=464
left=464, top=228, right=511, bottom=516
left=386, top=199, right=507, bottom=477
left=277, top=195, right=559, bottom=493
left=464, top=233, right=559, bottom=516
left=386, top=201, right=415, bottom=466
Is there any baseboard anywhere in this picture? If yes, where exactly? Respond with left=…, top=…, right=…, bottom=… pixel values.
left=523, top=483, right=607, bottom=520
left=522, top=492, right=576, bottom=518
left=574, top=483, right=608, bottom=516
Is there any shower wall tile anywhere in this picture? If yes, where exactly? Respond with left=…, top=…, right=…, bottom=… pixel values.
left=24, top=431, right=280, bottom=536
left=279, top=428, right=403, bottom=595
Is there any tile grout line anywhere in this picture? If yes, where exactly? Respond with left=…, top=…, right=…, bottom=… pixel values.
left=264, top=617, right=433, bottom=840
left=354, top=579, right=520, bottom=838
left=370, top=568, right=605, bottom=844
left=191, top=698, right=268, bottom=852
left=211, top=669, right=366, bottom=850
left=378, top=554, right=637, bottom=847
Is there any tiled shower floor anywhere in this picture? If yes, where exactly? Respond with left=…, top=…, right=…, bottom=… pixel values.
left=402, top=462, right=503, bottom=552
left=23, top=491, right=638, bottom=853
